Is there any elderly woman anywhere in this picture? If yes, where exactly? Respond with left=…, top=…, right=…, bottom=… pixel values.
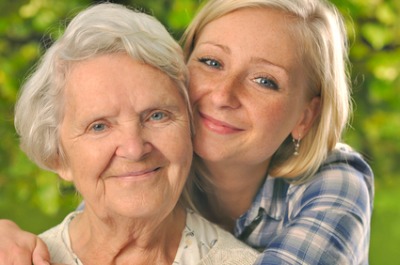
left=11, top=3, right=258, bottom=265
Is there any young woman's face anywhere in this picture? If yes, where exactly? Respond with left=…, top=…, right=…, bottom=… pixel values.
left=57, top=53, right=192, bottom=221
left=187, top=7, right=319, bottom=167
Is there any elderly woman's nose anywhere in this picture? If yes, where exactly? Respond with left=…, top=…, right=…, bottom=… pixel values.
left=115, top=126, right=152, bottom=160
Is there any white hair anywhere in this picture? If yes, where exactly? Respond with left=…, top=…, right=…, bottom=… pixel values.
left=15, top=3, right=192, bottom=171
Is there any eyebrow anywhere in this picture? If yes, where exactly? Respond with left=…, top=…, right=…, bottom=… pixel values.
left=196, top=41, right=231, bottom=54
left=143, top=104, right=183, bottom=113
left=196, top=41, right=289, bottom=74
left=250, top=57, right=289, bottom=75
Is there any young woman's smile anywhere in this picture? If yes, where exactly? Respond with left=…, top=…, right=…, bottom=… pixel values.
left=199, top=111, right=244, bottom=135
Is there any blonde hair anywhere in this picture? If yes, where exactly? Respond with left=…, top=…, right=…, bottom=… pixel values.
left=182, top=0, right=351, bottom=183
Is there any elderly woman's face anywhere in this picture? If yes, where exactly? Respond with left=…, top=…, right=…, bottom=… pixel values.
left=56, top=53, right=192, bottom=220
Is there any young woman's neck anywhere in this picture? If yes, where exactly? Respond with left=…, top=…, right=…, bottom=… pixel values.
left=200, top=159, right=269, bottom=232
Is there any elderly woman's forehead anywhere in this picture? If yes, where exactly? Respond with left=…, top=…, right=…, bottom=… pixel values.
left=63, top=55, right=180, bottom=97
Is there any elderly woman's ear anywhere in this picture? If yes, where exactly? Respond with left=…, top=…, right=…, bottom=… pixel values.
left=55, top=165, right=73, bottom=182
left=51, top=152, right=73, bottom=182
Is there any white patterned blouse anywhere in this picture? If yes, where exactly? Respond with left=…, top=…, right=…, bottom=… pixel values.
left=39, top=209, right=258, bottom=265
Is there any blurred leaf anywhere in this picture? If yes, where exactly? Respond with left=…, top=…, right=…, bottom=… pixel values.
left=361, top=23, right=394, bottom=50
left=35, top=171, right=61, bottom=215
left=376, top=3, right=397, bottom=25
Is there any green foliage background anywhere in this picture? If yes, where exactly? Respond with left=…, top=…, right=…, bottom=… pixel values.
left=0, top=0, right=399, bottom=263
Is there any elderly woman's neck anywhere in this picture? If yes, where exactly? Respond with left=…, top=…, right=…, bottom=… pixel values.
left=201, top=160, right=268, bottom=232
left=69, top=206, right=186, bottom=265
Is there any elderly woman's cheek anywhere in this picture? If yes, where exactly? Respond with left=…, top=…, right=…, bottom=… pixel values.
left=163, top=121, right=193, bottom=184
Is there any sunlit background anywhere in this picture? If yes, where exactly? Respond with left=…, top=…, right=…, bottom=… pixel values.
left=0, top=0, right=399, bottom=264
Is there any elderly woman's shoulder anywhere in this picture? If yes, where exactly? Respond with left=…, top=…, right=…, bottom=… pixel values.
left=184, top=210, right=259, bottom=265
left=38, top=211, right=81, bottom=264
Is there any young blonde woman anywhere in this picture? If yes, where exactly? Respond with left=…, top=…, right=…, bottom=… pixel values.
left=0, top=0, right=373, bottom=264
left=183, top=0, right=373, bottom=264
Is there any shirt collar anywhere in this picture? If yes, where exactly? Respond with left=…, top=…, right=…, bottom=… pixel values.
left=240, top=176, right=288, bottom=226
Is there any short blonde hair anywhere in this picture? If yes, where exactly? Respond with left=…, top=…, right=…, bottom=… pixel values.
left=182, top=0, right=351, bottom=183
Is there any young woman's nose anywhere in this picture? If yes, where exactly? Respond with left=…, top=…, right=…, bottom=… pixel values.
left=115, top=126, right=152, bottom=160
left=209, top=75, right=241, bottom=109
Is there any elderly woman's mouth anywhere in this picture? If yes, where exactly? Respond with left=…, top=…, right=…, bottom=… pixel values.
left=111, top=167, right=162, bottom=180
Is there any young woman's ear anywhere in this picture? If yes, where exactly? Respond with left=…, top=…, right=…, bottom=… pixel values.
left=291, top=96, right=321, bottom=139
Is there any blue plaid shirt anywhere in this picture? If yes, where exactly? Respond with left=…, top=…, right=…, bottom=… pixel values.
left=235, top=143, right=374, bottom=265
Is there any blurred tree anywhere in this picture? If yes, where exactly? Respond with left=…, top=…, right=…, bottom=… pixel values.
left=332, top=0, right=400, bottom=186
left=0, top=0, right=95, bottom=231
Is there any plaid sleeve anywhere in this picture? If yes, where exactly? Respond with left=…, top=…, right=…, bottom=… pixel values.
left=254, top=161, right=373, bottom=265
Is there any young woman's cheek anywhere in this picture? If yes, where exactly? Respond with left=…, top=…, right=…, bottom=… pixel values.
left=188, top=66, right=203, bottom=104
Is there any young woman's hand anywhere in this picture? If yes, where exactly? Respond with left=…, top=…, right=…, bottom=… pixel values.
left=0, top=219, right=50, bottom=265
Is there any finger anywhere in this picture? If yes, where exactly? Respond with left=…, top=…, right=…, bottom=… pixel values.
left=0, top=220, right=35, bottom=265
left=32, top=237, right=50, bottom=265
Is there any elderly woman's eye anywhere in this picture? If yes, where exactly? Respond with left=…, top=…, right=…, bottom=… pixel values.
left=91, top=123, right=107, bottom=132
left=253, top=76, right=279, bottom=90
left=150, top=111, right=167, bottom=121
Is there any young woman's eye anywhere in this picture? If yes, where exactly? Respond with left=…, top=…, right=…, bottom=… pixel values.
left=253, top=77, right=279, bottom=90
left=198, top=57, right=222, bottom=69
